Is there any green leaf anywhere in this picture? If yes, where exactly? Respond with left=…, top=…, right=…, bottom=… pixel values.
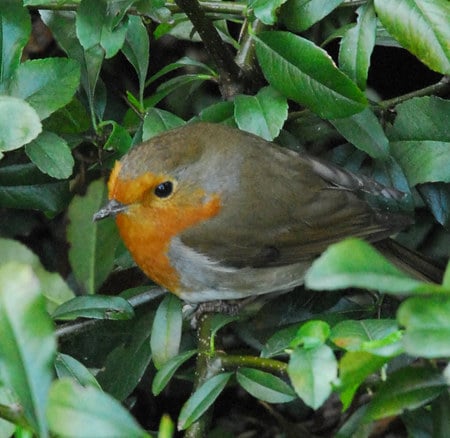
left=249, top=0, right=289, bottom=25
left=55, top=353, right=102, bottom=389
left=331, top=108, right=389, bottom=159
left=261, top=325, right=299, bottom=358
left=338, top=1, right=376, bottom=90
left=338, top=351, right=388, bottom=410
left=236, top=368, right=296, bottom=403
left=0, top=386, right=18, bottom=437
left=96, top=312, right=153, bottom=400
left=0, top=177, right=70, bottom=215
left=196, top=101, right=235, bottom=125
left=290, top=320, right=331, bottom=349
left=76, top=0, right=128, bottom=59
left=150, top=294, right=182, bottom=369
left=52, top=295, right=134, bottom=321
left=0, top=263, right=56, bottom=437
left=374, top=0, right=450, bottom=74
left=25, top=131, right=74, bottom=179
left=67, top=179, right=120, bottom=294
left=8, top=58, right=81, bottom=120
left=234, top=86, right=288, bottom=141
left=142, top=109, right=185, bottom=141
left=288, top=344, right=337, bottom=409
left=103, top=121, right=132, bottom=154
left=47, top=379, right=149, bottom=438
left=152, top=349, right=197, bottom=396
left=330, top=319, right=399, bottom=353
left=305, top=238, right=449, bottom=294
left=398, top=296, right=450, bottom=358
left=178, top=373, right=233, bottom=430
left=364, top=366, right=447, bottom=420
left=281, top=0, right=345, bottom=32
left=40, top=10, right=104, bottom=125
left=0, top=0, right=31, bottom=89
left=388, top=97, right=450, bottom=186
left=122, top=15, right=150, bottom=105
left=43, top=98, right=90, bottom=135
left=0, top=237, right=74, bottom=313
left=0, top=96, right=42, bottom=151
left=255, top=31, right=367, bottom=119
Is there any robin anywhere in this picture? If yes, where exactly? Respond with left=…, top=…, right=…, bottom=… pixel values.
left=94, top=122, right=422, bottom=303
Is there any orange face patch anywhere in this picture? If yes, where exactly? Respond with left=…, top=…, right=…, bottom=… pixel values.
left=109, top=165, right=221, bottom=293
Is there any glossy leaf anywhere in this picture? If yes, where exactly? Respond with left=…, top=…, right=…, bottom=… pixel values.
left=55, top=353, right=102, bottom=389
left=103, top=120, right=133, bottom=154
left=338, top=2, right=376, bottom=90
left=234, top=86, right=288, bottom=141
left=142, top=109, right=185, bottom=141
left=47, top=379, right=150, bottom=438
left=0, top=237, right=74, bottom=313
left=150, top=294, right=182, bottom=369
left=288, top=344, right=337, bottom=409
left=0, top=178, right=70, bottom=215
left=76, top=0, right=128, bottom=59
left=152, top=349, right=197, bottom=396
left=290, top=320, right=330, bottom=349
left=398, top=296, right=450, bottom=358
left=0, top=263, right=55, bottom=437
left=281, top=0, right=344, bottom=32
left=236, top=368, right=296, bottom=403
left=364, top=366, right=447, bottom=420
left=122, top=15, right=149, bottom=105
left=255, top=31, right=367, bottom=119
left=0, top=96, right=41, bottom=151
left=305, top=238, right=449, bottom=294
left=52, top=295, right=134, bottom=321
left=41, top=10, right=104, bottom=124
left=374, top=0, right=450, bottom=74
left=0, top=0, right=31, bottom=89
left=67, top=179, right=120, bottom=294
left=338, top=351, right=388, bottom=410
left=96, top=312, right=153, bottom=401
left=178, top=373, right=233, bottom=430
left=389, top=97, right=450, bottom=186
left=249, top=0, right=288, bottom=25
left=8, top=58, right=81, bottom=120
left=331, top=108, right=389, bottom=159
left=331, top=319, right=400, bottom=354
left=25, top=131, right=74, bottom=179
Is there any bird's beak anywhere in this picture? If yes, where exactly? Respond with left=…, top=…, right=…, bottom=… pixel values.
left=93, top=199, right=128, bottom=221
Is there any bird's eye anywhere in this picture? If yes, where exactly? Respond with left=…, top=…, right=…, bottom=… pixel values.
left=154, top=181, right=173, bottom=198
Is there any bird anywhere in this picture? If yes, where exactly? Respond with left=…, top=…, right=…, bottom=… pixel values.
left=94, top=122, right=423, bottom=304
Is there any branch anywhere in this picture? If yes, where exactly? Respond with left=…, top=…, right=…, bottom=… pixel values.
left=185, top=313, right=216, bottom=438
left=174, top=0, right=243, bottom=99
left=216, top=353, right=288, bottom=375
left=377, top=75, right=450, bottom=109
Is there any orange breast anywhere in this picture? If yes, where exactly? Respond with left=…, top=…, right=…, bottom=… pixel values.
left=114, top=183, right=221, bottom=293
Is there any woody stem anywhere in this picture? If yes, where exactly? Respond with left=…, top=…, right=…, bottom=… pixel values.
left=173, top=0, right=244, bottom=99
left=185, top=313, right=216, bottom=438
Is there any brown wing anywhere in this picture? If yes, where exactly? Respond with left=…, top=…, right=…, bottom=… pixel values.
left=179, top=142, right=411, bottom=269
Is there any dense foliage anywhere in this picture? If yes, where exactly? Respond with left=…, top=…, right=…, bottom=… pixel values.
left=0, top=0, right=449, bottom=436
